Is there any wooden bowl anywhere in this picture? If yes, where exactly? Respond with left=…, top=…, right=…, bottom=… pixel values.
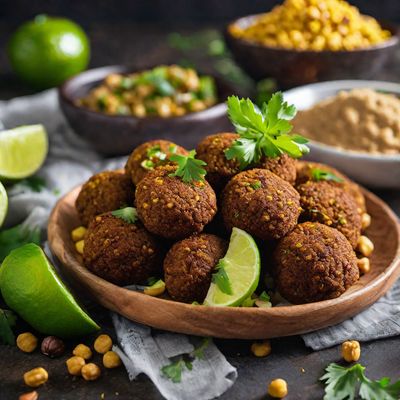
left=225, top=15, right=399, bottom=88
left=58, top=65, right=233, bottom=156
left=48, top=186, right=400, bottom=339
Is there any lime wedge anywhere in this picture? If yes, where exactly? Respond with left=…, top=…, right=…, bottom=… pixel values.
left=0, top=182, right=8, bottom=228
left=0, top=125, right=48, bottom=180
left=204, top=227, right=260, bottom=307
left=0, top=243, right=99, bottom=338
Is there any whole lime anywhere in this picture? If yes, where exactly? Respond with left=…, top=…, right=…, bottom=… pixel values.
left=8, top=15, right=90, bottom=89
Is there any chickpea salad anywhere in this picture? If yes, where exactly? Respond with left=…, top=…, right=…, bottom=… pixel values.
left=77, top=65, right=218, bottom=118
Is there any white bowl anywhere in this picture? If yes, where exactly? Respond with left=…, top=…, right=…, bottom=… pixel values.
left=283, top=80, right=400, bottom=188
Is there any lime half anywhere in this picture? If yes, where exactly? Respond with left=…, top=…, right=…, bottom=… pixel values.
left=0, top=243, right=99, bottom=338
left=0, top=125, right=48, bottom=180
left=0, top=182, right=8, bottom=228
left=204, top=227, right=260, bottom=307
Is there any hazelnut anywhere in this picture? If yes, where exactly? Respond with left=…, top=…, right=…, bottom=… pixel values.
left=41, top=336, right=65, bottom=358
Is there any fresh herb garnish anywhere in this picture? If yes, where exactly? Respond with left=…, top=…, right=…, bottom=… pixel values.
left=212, top=259, right=232, bottom=295
left=140, top=159, right=155, bottom=170
left=225, top=93, right=309, bottom=169
left=321, top=363, right=400, bottom=400
left=250, top=180, right=262, bottom=190
left=259, top=291, right=271, bottom=302
left=169, top=150, right=207, bottom=183
left=311, top=168, right=344, bottom=183
left=0, top=224, right=41, bottom=262
left=241, top=297, right=256, bottom=307
left=193, top=337, right=210, bottom=360
left=18, top=176, right=46, bottom=192
left=111, top=207, right=138, bottom=224
left=0, top=309, right=16, bottom=345
left=147, top=276, right=159, bottom=286
left=147, top=145, right=167, bottom=160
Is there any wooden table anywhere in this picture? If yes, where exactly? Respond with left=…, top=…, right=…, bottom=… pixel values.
left=0, top=23, right=399, bottom=400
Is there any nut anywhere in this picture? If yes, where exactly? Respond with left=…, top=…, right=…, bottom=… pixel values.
left=342, top=340, right=361, bottom=362
left=75, top=240, right=85, bottom=254
left=357, top=235, right=374, bottom=257
left=251, top=340, right=272, bottom=357
left=81, top=363, right=101, bottom=381
left=357, top=257, right=370, bottom=274
left=73, top=343, right=92, bottom=360
left=71, top=226, right=87, bottom=242
left=94, top=334, right=113, bottom=354
left=23, top=367, right=48, bottom=388
left=19, top=391, right=38, bottom=400
left=268, top=378, right=288, bottom=398
left=103, top=351, right=122, bottom=369
left=66, top=356, right=85, bottom=376
left=361, top=213, right=371, bottom=230
left=17, top=333, right=38, bottom=353
left=41, top=336, right=65, bottom=358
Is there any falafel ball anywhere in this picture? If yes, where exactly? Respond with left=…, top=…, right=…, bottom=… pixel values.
left=164, top=234, right=227, bottom=303
left=297, top=180, right=362, bottom=248
left=296, top=161, right=366, bottom=214
left=83, top=212, right=162, bottom=285
left=221, top=169, right=301, bottom=240
left=274, top=222, right=359, bottom=304
left=135, top=165, right=218, bottom=239
left=125, top=139, right=188, bottom=185
left=76, top=170, right=134, bottom=226
left=196, top=132, right=298, bottom=190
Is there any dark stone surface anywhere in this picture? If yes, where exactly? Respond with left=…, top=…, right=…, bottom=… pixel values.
left=0, top=22, right=399, bottom=400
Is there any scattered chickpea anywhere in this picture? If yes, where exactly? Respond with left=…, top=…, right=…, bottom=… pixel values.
left=94, top=334, right=113, bottom=354
left=103, top=351, right=122, bottom=369
left=73, top=344, right=92, bottom=360
left=357, top=257, right=370, bottom=274
left=342, top=340, right=361, bottom=362
left=71, top=226, right=87, bottom=242
left=75, top=240, right=85, bottom=254
left=66, top=356, right=86, bottom=376
left=361, top=213, right=371, bottom=230
left=268, top=378, right=288, bottom=398
left=251, top=340, right=272, bottom=357
left=144, top=280, right=166, bottom=297
left=18, top=391, right=38, bottom=400
left=357, top=235, right=374, bottom=257
left=17, top=332, right=38, bottom=353
left=81, top=363, right=101, bottom=381
left=23, top=367, right=48, bottom=388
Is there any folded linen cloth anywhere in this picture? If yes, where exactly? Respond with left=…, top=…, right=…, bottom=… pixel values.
left=1, top=90, right=400, bottom=396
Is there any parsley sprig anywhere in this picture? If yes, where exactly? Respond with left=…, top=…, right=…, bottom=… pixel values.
left=169, top=150, right=207, bottom=183
left=225, top=93, right=309, bottom=169
left=211, top=259, right=232, bottom=295
left=311, top=168, right=344, bottom=183
left=321, top=363, right=400, bottom=400
left=111, top=207, right=138, bottom=224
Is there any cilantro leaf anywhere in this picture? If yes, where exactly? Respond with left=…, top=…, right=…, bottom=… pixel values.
left=192, top=337, right=210, bottom=360
left=311, top=168, right=344, bottom=183
left=18, top=176, right=46, bottom=192
left=111, top=207, right=138, bottom=224
left=259, top=291, right=270, bottom=302
left=212, top=259, right=232, bottom=295
left=359, top=376, right=400, bottom=400
left=169, top=150, right=207, bottom=183
left=225, top=94, right=309, bottom=168
left=161, top=359, right=187, bottom=383
left=0, top=309, right=17, bottom=345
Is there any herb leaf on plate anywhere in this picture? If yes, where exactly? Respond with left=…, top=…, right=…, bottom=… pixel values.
left=311, top=168, right=344, bottom=183
left=169, top=150, right=207, bottom=183
left=111, top=207, right=138, bottom=224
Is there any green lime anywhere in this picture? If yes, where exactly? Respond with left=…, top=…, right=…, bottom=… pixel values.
left=204, top=227, right=260, bottom=307
left=8, top=14, right=90, bottom=89
left=0, top=243, right=99, bottom=338
left=0, top=182, right=8, bottom=228
left=0, top=125, right=48, bottom=180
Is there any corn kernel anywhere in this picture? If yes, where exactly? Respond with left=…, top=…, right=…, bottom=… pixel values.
left=75, top=240, right=85, bottom=254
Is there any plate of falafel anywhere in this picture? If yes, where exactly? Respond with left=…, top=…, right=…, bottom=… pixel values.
left=48, top=93, right=400, bottom=339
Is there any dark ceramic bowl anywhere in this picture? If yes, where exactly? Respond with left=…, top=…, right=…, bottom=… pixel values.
left=225, top=15, right=399, bottom=88
left=58, top=65, right=233, bottom=156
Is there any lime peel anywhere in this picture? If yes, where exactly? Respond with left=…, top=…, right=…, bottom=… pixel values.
left=0, top=182, right=8, bottom=228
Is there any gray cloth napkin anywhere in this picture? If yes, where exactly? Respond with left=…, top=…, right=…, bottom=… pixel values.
left=2, top=90, right=400, bottom=396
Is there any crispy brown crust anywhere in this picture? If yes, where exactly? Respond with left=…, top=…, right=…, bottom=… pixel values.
left=221, top=168, right=301, bottom=240
left=125, top=139, right=188, bottom=185
left=274, top=222, right=359, bottom=304
left=76, top=171, right=134, bottom=226
left=83, top=212, right=162, bottom=285
left=135, top=165, right=218, bottom=239
left=164, top=234, right=227, bottom=303
left=297, top=180, right=362, bottom=248
left=258, top=153, right=297, bottom=185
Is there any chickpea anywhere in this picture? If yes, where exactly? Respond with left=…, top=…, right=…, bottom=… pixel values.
left=71, top=226, right=87, bottom=242
left=357, top=235, right=374, bottom=257
left=361, top=213, right=371, bottom=230
left=81, top=363, right=101, bottom=381
left=94, top=334, right=113, bottom=354
left=23, top=367, right=48, bottom=388
left=17, top=332, right=38, bottom=353
left=132, top=104, right=146, bottom=118
left=268, top=378, right=288, bottom=398
left=357, top=257, right=370, bottom=274
left=342, top=340, right=361, bottom=362
left=73, top=344, right=92, bottom=360
left=103, top=351, right=122, bottom=369
left=66, top=356, right=86, bottom=376
left=75, top=240, right=85, bottom=254
left=251, top=340, right=272, bottom=357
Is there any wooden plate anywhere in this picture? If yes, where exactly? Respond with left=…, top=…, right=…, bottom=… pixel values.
left=48, top=186, right=400, bottom=339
